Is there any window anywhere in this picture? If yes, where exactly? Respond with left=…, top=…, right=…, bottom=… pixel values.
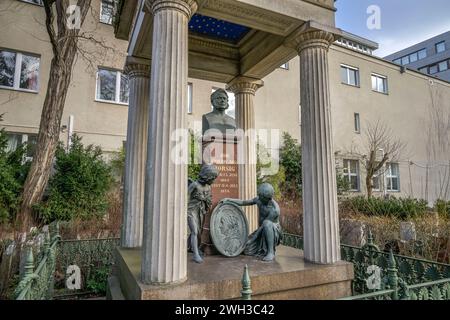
left=386, top=163, right=400, bottom=192
left=280, top=63, right=289, bottom=70
left=436, top=41, right=446, bottom=54
left=371, top=74, right=388, bottom=94
left=418, top=49, right=427, bottom=60
left=438, top=61, right=449, bottom=72
left=100, top=0, right=115, bottom=25
left=429, top=65, right=438, bottom=75
left=354, top=113, right=360, bottom=134
left=395, top=49, right=427, bottom=65
left=21, top=0, right=43, bottom=5
left=6, top=132, right=38, bottom=160
left=401, top=56, right=410, bottom=66
left=419, top=67, right=428, bottom=74
left=187, top=83, right=193, bottom=114
left=372, top=169, right=381, bottom=192
left=343, top=159, right=360, bottom=191
left=0, top=50, right=40, bottom=92
left=96, top=68, right=129, bottom=104
left=340, top=65, right=359, bottom=87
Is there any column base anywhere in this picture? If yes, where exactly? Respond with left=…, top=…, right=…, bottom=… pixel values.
left=111, top=246, right=354, bottom=300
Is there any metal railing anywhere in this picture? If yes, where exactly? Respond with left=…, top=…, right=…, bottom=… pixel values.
left=15, top=224, right=61, bottom=300
left=281, top=232, right=450, bottom=300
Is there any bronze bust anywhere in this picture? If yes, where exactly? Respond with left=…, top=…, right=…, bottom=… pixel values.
left=202, top=88, right=236, bottom=136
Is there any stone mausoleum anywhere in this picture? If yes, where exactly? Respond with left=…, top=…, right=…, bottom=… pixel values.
left=109, top=0, right=354, bottom=299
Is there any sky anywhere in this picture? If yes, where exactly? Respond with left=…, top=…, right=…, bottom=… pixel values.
left=335, top=0, right=450, bottom=57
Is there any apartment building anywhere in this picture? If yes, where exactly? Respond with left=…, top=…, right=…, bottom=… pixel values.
left=385, top=31, right=450, bottom=82
left=1, top=0, right=450, bottom=204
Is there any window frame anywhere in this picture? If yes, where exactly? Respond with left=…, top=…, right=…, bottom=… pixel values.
left=95, top=67, right=129, bottom=105
left=19, top=0, right=43, bottom=6
left=0, top=49, right=40, bottom=93
left=187, top=82, right=193, bottom=114
left=343, top=159, right=360, bottom=192
left=371, top=73, right=388, bottom=94
left=340, top=64, right=360, bottom=87
left=386, top=163, right=400, bottom=192
left=418, top=49, right=427, bottom=60
left=429, top=64, right=439, bottom=75
left=438, top=60, right=449, bottom=72
left=99, top=0, right=115, bottom=25
left=354, top=113, right=360, bottom=134
left=436, top=41, right=446, bottom=54
left=6, top=132, right=38, bottom=162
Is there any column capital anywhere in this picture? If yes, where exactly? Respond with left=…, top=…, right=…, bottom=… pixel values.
left=145, top=0, right=198, bottom=18
left=124, top=56, right=151, bottom=79
left=226, top=77, right=264, bottom=95
left=285, top=21, right=341, bottom=54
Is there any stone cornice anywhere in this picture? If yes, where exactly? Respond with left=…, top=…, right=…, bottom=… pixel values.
left=146, top=0, right=198, bottom=18
left=226, top=77, right=264, bottom=95
left=303, top=0, right=336, bottom=12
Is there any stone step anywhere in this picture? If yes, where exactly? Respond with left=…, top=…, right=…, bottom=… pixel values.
left=106, top=275, right=125, bottom=300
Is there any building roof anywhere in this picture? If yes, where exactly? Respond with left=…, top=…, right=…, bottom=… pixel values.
left=384, top=30, right=450, bottom=60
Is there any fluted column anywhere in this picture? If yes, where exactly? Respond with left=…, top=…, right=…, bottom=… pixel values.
left=227, top=77, right=263, bottom=233
left=296, top=30, right=340, bottom=264
left=141, top=0, right=198, bottom=285
left=121, top=57, right=151, bottom=248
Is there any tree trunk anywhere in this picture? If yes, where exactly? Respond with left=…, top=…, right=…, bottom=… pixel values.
left=17, top=58, right=74, bottom=231
left=366, top=174, right=373, bottom=199
left=16, top=0, right=91, bottom=232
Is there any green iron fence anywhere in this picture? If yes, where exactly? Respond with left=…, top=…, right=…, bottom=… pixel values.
left=54, top=237, right=120, bottom=298
left=14, top=224, right=61, bottom=300
left=282, top=232, right=450, bottom=300
left=12, top=229, right=450, bottom=300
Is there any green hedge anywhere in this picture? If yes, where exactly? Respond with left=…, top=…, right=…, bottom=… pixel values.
left=342, top=196, right=428, bottom=219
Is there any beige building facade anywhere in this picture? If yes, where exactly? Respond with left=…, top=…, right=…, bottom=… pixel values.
left=1, top=0, right=449, bottom=205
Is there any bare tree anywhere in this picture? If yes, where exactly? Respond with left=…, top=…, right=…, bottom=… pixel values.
left=362, top=120, right=406, bottom=198
left=17, top=0, right=119, bottom=231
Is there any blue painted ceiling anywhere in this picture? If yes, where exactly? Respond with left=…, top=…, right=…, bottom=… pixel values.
left=188, top=14, right=251, bottom=44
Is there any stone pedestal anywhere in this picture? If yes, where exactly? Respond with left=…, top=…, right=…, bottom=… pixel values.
left=340, top=219, right=366, bottom=247
left=112, top=246, right=354, bottom=300
left=400, top=222, right=416, bottom=242
left=200, top=136, right=240, bottom=255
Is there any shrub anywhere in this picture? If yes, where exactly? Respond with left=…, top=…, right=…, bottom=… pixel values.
left=341, top=196, right=428, bottom=220
left=336, top=172, right=350, bottom=195
left=257, top=140, right=285, bottom=199
left=188, top=130, right=201, bottom=181
left=0, top=130, right=30, bottom=224
left=435, top=199, right=450, bottom=217
left=35, top=135, right=113, bottom=223
left=86, top=266, right=110, bottom=295
left=109, top=146, right=125, bottom=184
left=279, top=132, right=302, bottom=198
